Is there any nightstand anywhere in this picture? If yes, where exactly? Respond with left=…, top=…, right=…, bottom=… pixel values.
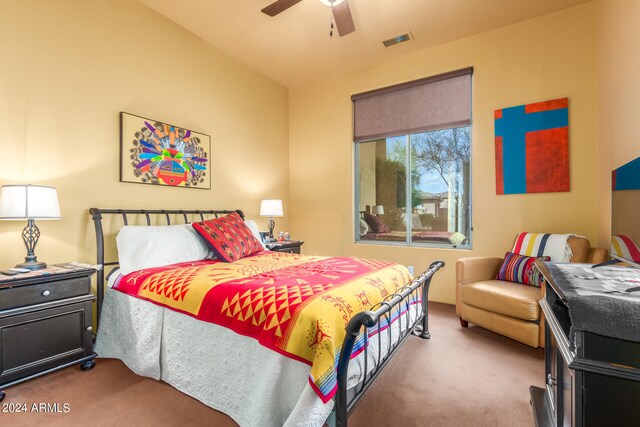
left=266, top=240, right=304, bottom=254
left=0, top=265, right=97, bottom=402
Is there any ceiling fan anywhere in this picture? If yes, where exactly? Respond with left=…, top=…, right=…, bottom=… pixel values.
left=261, top=0, right=355, bottom=37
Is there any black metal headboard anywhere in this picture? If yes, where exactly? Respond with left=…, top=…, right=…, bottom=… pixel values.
left=89, top=208, right=244, bottom=326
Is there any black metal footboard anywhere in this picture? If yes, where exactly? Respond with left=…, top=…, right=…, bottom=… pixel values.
left=334, top=260, right=445, bottom=427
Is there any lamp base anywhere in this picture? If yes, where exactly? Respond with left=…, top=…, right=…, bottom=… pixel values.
left=17, top=219, right=47, bottom=271
left=267, top=217, right=276, bottom=241
left=15, top=260, right=47, bottom=271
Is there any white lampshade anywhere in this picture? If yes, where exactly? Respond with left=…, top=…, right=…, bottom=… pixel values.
left=375, top=205, right=384, bottom=215
left=0, top=185, right=61, bottom=220
left=318, top=0, right=345, bottom=6
left=260, top=199, right=283, bottom=217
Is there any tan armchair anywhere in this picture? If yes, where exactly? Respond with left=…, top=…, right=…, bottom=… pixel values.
left=456, top=237, right=608, bottom=348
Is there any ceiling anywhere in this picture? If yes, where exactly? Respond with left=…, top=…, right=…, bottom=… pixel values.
left=139, top=0, right=591, bottom=88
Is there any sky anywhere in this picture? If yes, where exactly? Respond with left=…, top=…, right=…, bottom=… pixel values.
left=386, top=136, right=451, bottom=195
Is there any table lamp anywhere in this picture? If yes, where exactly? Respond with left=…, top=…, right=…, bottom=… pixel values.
left=0, top=184, right=61, bottom=270
left=260, top=199, right=283, bottom=242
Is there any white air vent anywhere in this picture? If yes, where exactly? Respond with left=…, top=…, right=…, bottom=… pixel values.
left=383, top=32, right=413, bottom=48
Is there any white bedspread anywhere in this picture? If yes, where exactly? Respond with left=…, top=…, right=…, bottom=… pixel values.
left=95, top=274, right=422, bottom=427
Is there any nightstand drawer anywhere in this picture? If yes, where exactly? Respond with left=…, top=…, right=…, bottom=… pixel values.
left=278, top=247, right=300, bottom=254
left=266, top=240, right=304, bottom=254
left=0, top=277, right=90, bottom=311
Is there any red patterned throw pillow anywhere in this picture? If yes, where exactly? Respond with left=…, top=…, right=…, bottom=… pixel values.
left=192, top=212, right=264, bottom=262
left=496, top=252, right=550, bottom=287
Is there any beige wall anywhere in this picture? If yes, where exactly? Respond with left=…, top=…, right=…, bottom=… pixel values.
left=596, top=0, right=640, bottom=246
left=0, top=0, right=289, bottom=268
left=289, top=3, right=598, bottom=304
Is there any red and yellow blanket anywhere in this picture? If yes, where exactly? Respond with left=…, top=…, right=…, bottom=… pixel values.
left=113, top=251, right=413, bottom=402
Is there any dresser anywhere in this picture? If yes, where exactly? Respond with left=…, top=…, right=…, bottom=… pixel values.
left=531, top=262, right=640, bottom=427
left=0, top=266, right=97, bottom=401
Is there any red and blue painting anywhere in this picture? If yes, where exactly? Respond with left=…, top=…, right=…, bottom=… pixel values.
left=494, top=98, right=569, bottom=195
left=120, top=112, right=211, bottom=189
left=612, top=156, right=640, bottom=191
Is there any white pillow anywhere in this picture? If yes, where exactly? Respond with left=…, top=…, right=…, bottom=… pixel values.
left=359, top=218, right=369, bottom=236
left=116, top=224, right=211, bottom=275
left=245, top=219, right=266, bottom=250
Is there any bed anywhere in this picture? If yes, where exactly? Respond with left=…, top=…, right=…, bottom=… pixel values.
left=90, top=208, right=444, bottom=427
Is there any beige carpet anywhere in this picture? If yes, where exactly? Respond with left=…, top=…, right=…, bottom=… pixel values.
left=2, top=303, right=543, bottom=426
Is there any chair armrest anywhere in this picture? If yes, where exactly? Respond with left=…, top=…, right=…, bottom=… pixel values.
left=455, top=257, right=503, bottom=316
left=587, top=247, right=609, bottom=265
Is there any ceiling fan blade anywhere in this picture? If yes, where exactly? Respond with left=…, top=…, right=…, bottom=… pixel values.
left=333, top=0, right=355, bottom=36
left=261, top=0, right=303, bottom=17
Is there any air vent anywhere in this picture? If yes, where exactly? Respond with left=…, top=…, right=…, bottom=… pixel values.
left=383, top=32, right=413, bottom=48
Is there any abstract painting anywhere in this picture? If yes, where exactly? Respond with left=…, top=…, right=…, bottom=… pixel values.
left=120, top=112, right=210, bottom=189
left=612, top=156, right=640, bottom=191
left=494, top=98, right=569, bottom=195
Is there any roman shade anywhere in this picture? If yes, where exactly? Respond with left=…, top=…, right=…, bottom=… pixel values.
left=352, top=67, right=473, bottom=142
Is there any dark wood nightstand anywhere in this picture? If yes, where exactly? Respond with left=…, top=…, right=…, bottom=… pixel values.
left=266, top=240, right=304, bottom=254
left=0, top=265, right=97, bottom=401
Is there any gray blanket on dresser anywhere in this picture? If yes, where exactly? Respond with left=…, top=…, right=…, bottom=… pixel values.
left=546, top=263, right=640, bottom=345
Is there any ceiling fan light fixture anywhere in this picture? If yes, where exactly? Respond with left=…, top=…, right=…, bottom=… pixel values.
left=318, top=0, right=345, bottom=7
left=262, top=0, right=354, bottom=37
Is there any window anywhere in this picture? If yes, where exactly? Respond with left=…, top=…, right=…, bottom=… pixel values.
left=353, top=68, right=472, bottom=248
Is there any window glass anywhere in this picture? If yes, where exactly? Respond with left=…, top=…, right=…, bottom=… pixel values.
left=357, top=138, right=407, bottom=243
left=410, top=126, right=471, bottom=246
left=356, top=126, right=471, bottom=248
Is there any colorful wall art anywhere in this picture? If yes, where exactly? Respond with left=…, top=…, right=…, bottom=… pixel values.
left=612, top=156, right=640, bottom=191
left=494, top=98, right=569, bottom=195
left=120, top=112, right=211, bottom=189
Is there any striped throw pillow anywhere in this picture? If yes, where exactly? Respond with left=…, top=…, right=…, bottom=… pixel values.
left=496, top=252, right=550, bottom=287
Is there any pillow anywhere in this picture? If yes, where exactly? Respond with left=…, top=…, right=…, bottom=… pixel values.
left=192, top=212, right=264, bottom=262
left=411, top=213, right=423, bottom=229
left=116, top=224, right=211, bottom=276
left=359, top=218, right=369, bottom=236
left=496, top=252, right=550, bottom=287
left=364, top=213, right=390, bottom=233
left=245, top=219, right=266, bottom=250
left=448, top=232, right=467, bottom=246
left=611, top=235, right=640, bottom=262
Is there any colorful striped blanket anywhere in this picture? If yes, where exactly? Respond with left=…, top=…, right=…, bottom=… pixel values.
left=112, top=251, right=413, bottom=402
left=611, top=235, right=640, bottom=262
left=512, top=232, right=573, bottom=262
